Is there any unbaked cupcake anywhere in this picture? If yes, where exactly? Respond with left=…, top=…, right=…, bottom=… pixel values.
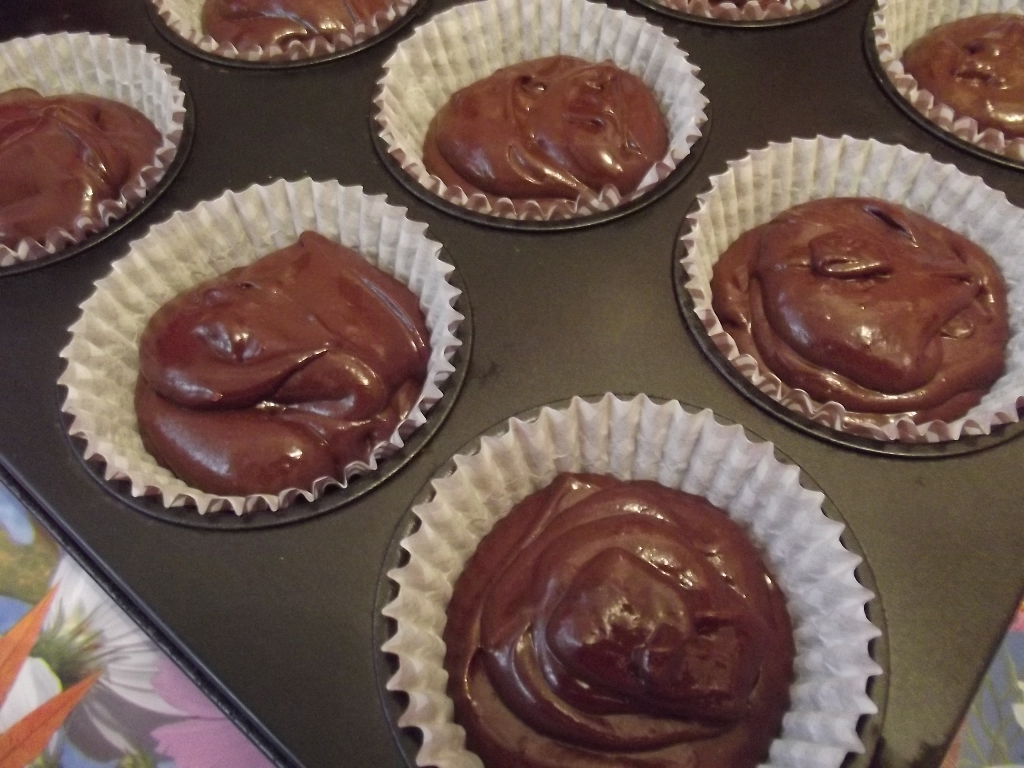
left=59, top=180, right=464, bottom=515
left=148, top=0, right=419, bottom=62
left=872, top=0, right=1024, bottom=161
left=382, top=393, right=882, bottom=768
left=0, top=33, right=185, bottom=267
left=679, top=135, right=1024, bottom=442
left=374, top=0, right=707, bottom=222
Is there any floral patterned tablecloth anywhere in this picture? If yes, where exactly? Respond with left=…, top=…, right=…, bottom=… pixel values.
left=4, top=459, right=1018, bottom=768
left=0, top=483, right=274, bottom=768
left=943, top=600, right=1024, bottom=768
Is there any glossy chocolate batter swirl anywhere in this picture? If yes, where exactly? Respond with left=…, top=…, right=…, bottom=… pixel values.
left=135, top=231, right=430, bottom=496
left=443, top=473, right=794, bottom=768
left=711, top=198, right=1008, bottom=423
left=0, top=89, right=161, bottom=249
left=422, top=56, right=669, bottom=203
left=902, top=14, right=1024, bottom=138
left=202, top=0, right=393, bottom=49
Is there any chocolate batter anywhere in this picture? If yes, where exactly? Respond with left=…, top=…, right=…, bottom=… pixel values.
left=711, top=198, right=1008, bottom=423
left=903, top=14, right=1024, bottom=138
left=0, top=89, right=161, bottom=249
left=135, top=231, right=430, bottom=496
left=202, top=0, right=393, bottom=49
left=422, top=56, right=669, bottom=202
left=443, top=473, right=794, bottom=768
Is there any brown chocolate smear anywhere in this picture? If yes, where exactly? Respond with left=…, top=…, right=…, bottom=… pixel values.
left=444, top=473, right=794, bottom=768
left=711, top=197, right=1008, bottom=424
left=422, top=56, right=669, bottom=203
left=135, top=230, right=430, bottom=496
left=902, top=14, right=1024, bottom=138
left=0, top=89, right=161, bottom=249
left=201, top=0, right=394, bottom=49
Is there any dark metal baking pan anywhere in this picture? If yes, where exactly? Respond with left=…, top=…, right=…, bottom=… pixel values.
left=2, top=0, right=1024, bottom=766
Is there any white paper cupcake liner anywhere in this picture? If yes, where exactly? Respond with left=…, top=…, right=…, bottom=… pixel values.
left=374, top=0, right=708, bottom=222
left=0, top=33, right=186, bottom=267
left=149, top=0, right=417, bottom=62
left=650, top=0, right=832, bottom=23
left=679, top=135, right=1024, bottom=442
left=382, top=393, right=882, bottom=768
left=58, top=179, right=464, bottom=515
left=873, top=0, right=1024, bottom=161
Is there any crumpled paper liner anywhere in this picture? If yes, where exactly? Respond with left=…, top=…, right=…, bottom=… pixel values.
left=59, top=179, right=464, bottom=515
left=650, top=0, right=832, bottom=23
left=374, top=0, right=708, bottom=222
left=872, top=0, right=1024, bottom=161
left=0, top=33, right=185, bottom=267
left=382, top=393, right=882, bottom=768
left=148, top=0, right=416, bottom=62
left=679, top=135, right=1024, bottom=442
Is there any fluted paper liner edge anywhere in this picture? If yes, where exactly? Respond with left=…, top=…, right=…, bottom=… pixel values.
left=679, top=135, right=1024, bottom=442
left=651, top=0, right=833, bottom=24
left=872, top=0, right=1024, bottom=160
left=148, top=0, right=416, bottom=61
left=381, top=394, right=882, bottom=768
left=374, top=0, right=708, bottom=222
left=0, top=32, right=186, bottom=265
left=58, top=179, right=464, bottom=515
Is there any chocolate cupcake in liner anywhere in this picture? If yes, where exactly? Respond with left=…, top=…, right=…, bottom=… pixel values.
left=0, top=33, right=185, bottom=267
left=149, top=0, right=417, bottom=62
left=58, top=179, right=464, bottom=515
left=679, top=135, right=1024, bottom=442
left=374, top=0, right=707, bottom=222
left=382, top=393, right=881, bottom=768
left=872, top=0, right=1024, bottom=161
left=649, top=0, right=833, bottom=24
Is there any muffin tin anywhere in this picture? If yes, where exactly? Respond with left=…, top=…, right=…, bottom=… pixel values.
left=3, top=0, right=1024, bottom=767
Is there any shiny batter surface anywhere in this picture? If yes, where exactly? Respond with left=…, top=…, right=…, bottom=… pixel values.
left=201, top=0, right=393, bottom=49
left=0, top=89, right=161, bottom=248
left=443, top=473, right=794, bottom=768
left=711, top=198, right=1008, bottom=423
left=903, top=14, right=1024, bottom=138
left=422, top=56, right=669, bottom=202
left=135, top=231, right=430, bottom=496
